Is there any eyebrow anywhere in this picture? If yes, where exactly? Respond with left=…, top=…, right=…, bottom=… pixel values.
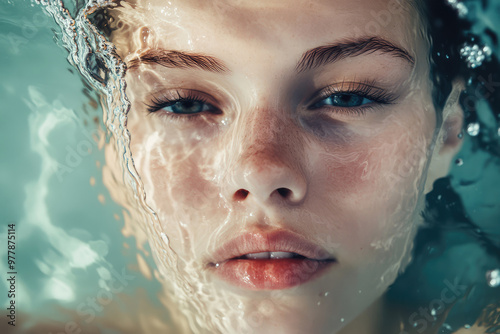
left=127, top=36, right=414, bottom=73
left=127, top=50, right=229, bottom=73
left=295, top=36, right=415, bottom=72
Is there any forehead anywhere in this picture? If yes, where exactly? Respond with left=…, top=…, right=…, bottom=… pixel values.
left=114, top=0, right=422, bottom=59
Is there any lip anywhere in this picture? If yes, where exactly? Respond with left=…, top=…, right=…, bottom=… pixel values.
left=207, top=229, right=336, bottom=290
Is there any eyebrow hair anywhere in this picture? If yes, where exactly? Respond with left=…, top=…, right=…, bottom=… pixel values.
left=127, top=50, right=229, bottom=73
left=296, top=37, right=415, bottom=72
left=128, top=36, right=414, bottom=74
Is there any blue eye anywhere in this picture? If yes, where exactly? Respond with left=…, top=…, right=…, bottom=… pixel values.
left=146, top=90, right=219, bottom=116
left=162, top=100, right=213, bottom=114
left=312, top=93, right=373, bottom=109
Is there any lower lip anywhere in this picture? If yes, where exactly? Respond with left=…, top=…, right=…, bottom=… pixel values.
left=211, top=258, right=335, bottom=290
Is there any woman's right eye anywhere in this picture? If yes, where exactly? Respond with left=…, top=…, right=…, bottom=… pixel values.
left=158, top=99, right=214, bottom=114
left=146, top=91, right=220, bottom=117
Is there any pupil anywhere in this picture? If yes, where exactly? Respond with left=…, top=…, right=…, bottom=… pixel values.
left=173, top=100, right=203, bottom=114
left=334, top=94, right=362, bottom=107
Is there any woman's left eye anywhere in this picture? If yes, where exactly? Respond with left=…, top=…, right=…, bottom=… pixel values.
left=312, top=93, right=373, bottom=109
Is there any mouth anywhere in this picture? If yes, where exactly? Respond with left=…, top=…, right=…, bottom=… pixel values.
left=207, top=230, right=336, bottom=290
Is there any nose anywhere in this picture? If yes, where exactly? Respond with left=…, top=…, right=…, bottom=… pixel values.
left=224, top=107, right=308, bottom=206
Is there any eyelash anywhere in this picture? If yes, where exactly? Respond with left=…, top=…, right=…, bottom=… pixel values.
left=145, top=90, right=219, bottom=120
left=308, top=80, right=397, bottom=116
left=145, top=81, right=396, bottom=121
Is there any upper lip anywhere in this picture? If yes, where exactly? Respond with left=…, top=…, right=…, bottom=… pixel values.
left=207, top=229, right=335, bottom=265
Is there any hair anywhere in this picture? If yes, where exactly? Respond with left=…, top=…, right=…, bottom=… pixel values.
left=421, top=0, right=500, bottom=268
left=387, top=1, right=500, bottom=331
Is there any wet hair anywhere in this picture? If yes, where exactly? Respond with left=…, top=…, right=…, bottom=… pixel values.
left=422, top=0, right=499, bottom=154
left=387, top=1, right=500, bottom=331
left=420, top=0, right=500, bottom=267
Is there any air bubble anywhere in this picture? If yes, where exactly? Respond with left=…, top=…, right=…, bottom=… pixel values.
left=467, top=123, right=480, bottom=136
left=486, top=269, right=500, bottom=288
left=455, top=158, right=463, bottom=166
left=460, top=43, right=491, bottom=68
left=447, top=0, right=468, bottom=17
left=457, top=132, right=464, bottom=139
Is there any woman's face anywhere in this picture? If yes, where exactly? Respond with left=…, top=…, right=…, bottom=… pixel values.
left=106, top=0, right=455, bottom=332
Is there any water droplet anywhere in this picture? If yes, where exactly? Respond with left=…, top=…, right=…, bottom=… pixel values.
left=317, top=301, right=321, bottom=306
left=160, top=232, right=169, bottom=245
left=358, top=290, right=362, bottom=294
left=340, top=318, right=345, bottom=323
left=464, top=324, right=471, bottom=329
left=455, top=158, right=463, bottom=166
left=431, top=308, right=436, bottom=316
left=437, top=195, right=442, bottom=200
left=324, top=292, right=329, bottom=297
left=457, top=132, right=464, bottom=139
left=497, top=127, right=500, bottom=137
left=467, top=122, right=480, bottom=136
left=486, top=269, right=500, bottom=288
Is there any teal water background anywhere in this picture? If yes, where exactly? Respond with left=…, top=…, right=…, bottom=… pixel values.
left=0, top=0, right=161, bottom=330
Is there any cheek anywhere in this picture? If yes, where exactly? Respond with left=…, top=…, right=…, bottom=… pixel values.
left=311, top=115, right=434, bottom=257
left=129, top=131, right=223, bottom=250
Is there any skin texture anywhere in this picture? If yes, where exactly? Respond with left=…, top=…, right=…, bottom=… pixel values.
left=103, top=0, right=464, bottom=333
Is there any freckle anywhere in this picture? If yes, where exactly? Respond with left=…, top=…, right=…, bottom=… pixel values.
left=114, top=213, right=120, bottom=221
left=90, top=177, right=96, bottom=186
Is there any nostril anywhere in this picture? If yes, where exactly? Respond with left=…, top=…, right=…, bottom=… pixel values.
left=276, top=188, right=292, bottom=198
left=233, top=189, right=249, bottom=201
